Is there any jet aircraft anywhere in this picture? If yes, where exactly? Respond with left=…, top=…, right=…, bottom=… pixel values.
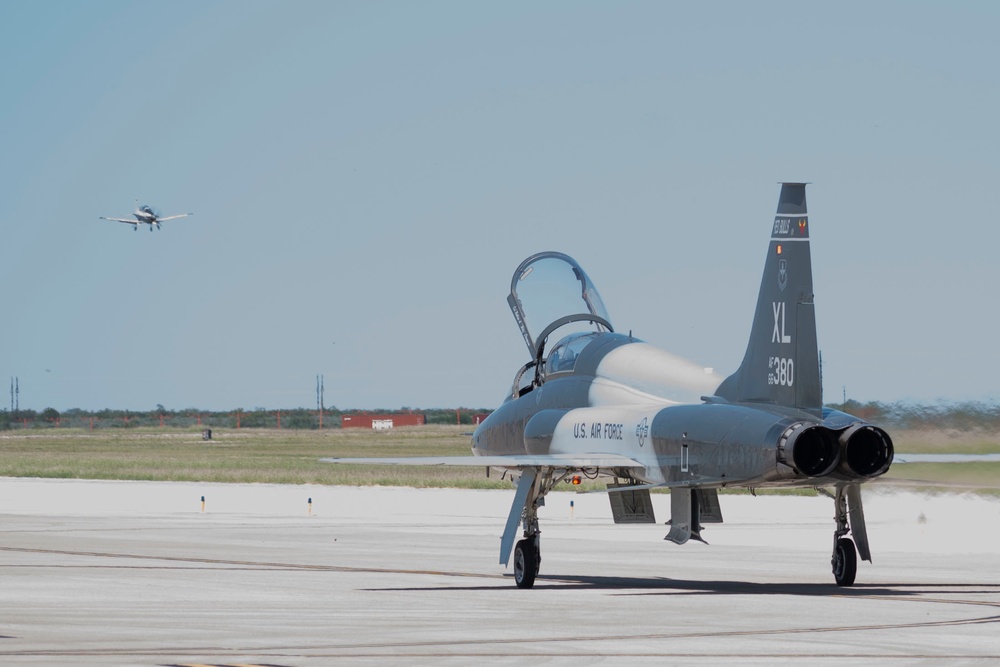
left=325, top=183, right=894, bottom=589
left=100, top=200, right=193, bottom=231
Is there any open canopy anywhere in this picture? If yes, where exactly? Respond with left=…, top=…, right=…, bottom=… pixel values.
left=506, top=251, right=613, bottom=361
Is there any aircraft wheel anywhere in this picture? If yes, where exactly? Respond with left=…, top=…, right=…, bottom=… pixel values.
left=833, top=537, right=857, bottom=587
left=513, top=538, right=539, bottom=589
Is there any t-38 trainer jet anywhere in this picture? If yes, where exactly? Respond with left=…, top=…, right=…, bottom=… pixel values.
left=325, top=183, right=893, bottom=588
left=100, top=200, right=193, bottom=231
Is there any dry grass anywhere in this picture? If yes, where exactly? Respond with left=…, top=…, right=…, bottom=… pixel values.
left=883, top=461, right=1000, bottom=489
left=888, top=428, right=1000, bottom=454
left=0, top=425, right=509, bottom=488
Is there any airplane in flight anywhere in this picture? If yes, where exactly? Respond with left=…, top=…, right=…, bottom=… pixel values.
left=325, top=183, right=894, bottom=589
left=99, top=200, right=193, bottom=231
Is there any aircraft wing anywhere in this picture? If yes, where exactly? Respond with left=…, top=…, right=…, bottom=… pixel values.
left=156, top=213, right=193, bottom=222
left=321, top=453, right=646, bottom=470
left=99, top=217, right=137, bottom=225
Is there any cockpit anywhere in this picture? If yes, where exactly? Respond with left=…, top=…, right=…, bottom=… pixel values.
left=544, top=331, right=598, bottom=375
left=506, top=252, right=614, bottom=397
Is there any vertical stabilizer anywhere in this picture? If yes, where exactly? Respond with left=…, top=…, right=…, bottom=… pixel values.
left=714, top=183, right=821, bottom=414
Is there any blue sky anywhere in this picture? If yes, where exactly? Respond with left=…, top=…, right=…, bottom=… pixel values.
left=2, top=1, right=998, bottom=412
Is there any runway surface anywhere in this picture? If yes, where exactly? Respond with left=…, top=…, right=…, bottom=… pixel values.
left=2, top=477, right=999, bottom=665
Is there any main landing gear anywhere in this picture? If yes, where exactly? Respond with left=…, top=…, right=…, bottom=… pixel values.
left=833, top=536, right=857, bottom=587
left=831, top=484, right=858, bottom=586
left=513, top=536, right=540, bottom=589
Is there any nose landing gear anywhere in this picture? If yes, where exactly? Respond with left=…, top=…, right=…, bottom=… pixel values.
left=502, top=467, right=559, bottom=589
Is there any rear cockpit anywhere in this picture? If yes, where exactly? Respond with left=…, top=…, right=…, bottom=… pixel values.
left=544, top=331, right=598, bottom=376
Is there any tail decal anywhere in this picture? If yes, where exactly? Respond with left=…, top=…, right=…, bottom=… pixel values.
left=714, top=183, right=821, bottom=414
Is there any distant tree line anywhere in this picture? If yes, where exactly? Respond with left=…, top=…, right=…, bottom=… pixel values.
left=0, top=405, right=492, bottom=430
left=831, top=400, right=1000, bottom=431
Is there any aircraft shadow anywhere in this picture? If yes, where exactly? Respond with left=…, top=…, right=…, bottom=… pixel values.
left=369, top=574, right=1000, bottom=597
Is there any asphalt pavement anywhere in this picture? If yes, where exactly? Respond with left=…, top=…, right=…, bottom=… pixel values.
left=1, top=477, right=998, bottom=665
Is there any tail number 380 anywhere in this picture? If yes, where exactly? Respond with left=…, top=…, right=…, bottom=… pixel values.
left=768, top=356, right=794, bottom=386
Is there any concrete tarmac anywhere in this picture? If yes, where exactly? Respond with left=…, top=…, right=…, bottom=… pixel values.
left=1, top=477, right=999, bottom=665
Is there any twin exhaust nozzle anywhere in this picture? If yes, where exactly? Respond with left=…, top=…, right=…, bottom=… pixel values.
left=780, top=422, right=894, bottom=479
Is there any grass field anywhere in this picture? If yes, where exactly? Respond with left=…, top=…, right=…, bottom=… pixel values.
left=0, top=425, right=502, bottom=488
left=879, top=429, right=1000, bottom=496
left=1, top=425, right=997, bottom=493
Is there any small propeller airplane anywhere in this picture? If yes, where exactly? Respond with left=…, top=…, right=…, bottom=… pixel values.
left=325, top=183, right=895, bottom=589
left=100, top=200, right=193, bottom=231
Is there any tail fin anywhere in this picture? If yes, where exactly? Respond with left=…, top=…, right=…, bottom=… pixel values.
left=714, top=183, right=821, bottom=414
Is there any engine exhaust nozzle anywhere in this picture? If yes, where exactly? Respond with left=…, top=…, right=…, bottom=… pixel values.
left=779, top=422, right=839, bottom=478
left=839, top=424, right=894, bottom=478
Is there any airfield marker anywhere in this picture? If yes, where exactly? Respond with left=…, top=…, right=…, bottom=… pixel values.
left=201, top=495, right=205, bottom=513
left=308, top=497, right=313, bottom=515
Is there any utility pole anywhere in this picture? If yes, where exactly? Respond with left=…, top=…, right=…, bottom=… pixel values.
left=316, top=374, right=325, bottom=429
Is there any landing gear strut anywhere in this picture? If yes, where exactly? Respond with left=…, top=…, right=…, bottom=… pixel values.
left=831, top=485, right=857, bottom=586
left=513, top=476, right=543, bottom=589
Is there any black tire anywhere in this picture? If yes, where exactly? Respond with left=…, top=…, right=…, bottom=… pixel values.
left=833, top=537, right=858, bottom=587
left=513, top=538, right=539, bottom=589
